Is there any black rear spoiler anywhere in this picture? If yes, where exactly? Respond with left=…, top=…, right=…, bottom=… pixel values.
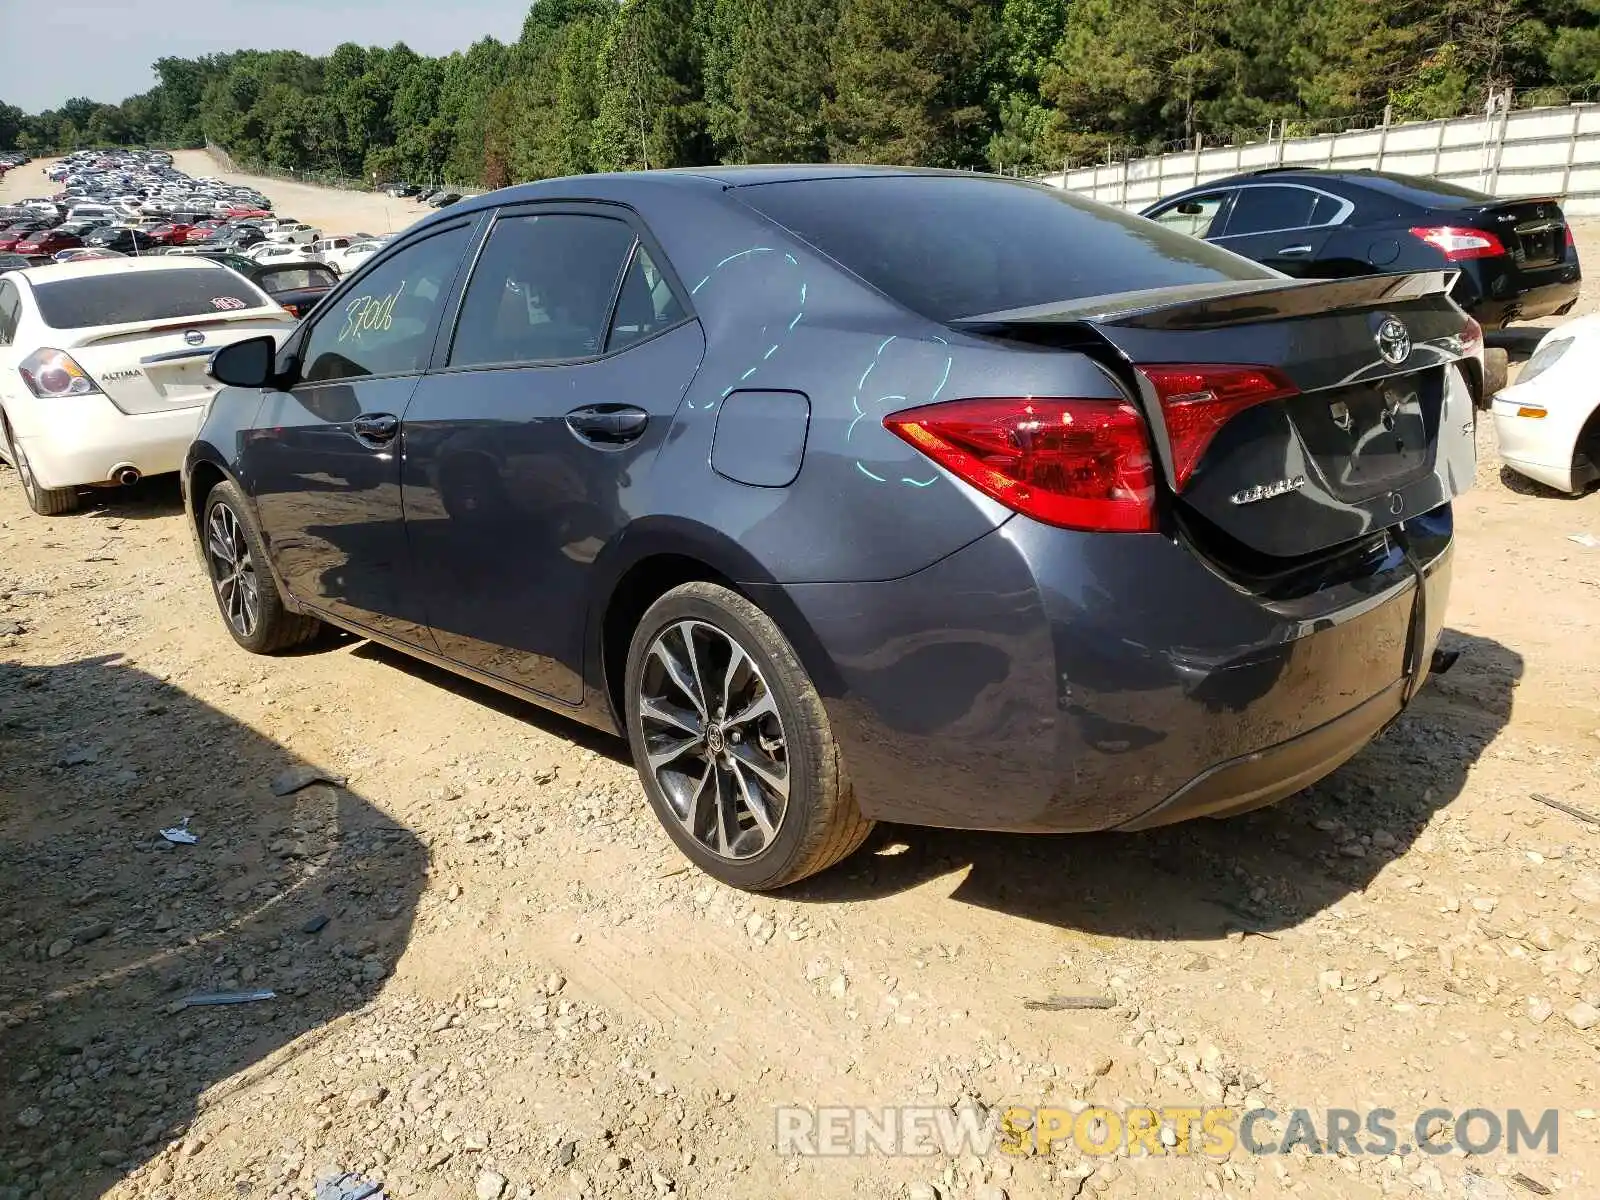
left=949, top=270, right=1460, bottom=333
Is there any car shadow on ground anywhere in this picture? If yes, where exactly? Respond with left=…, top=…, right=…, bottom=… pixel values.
left=789, top=629, right=1520, bottom=942
left=347, top=641, right=632, bottom=765
left=0, top=653, right=426, bottom=1199
left=74, top=473, right=186, bottom=521
left=1497, top=464, right=1594, bottom=499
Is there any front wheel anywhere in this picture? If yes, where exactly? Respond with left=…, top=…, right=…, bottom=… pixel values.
left=201, top=480, right=321, bottom=654
left=624, top=582, right=873, bottom=891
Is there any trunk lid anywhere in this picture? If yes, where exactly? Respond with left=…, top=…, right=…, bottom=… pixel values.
left=952, top=271, right=1477, bottom=561
left=63, top=312, right=295, bottom=416
left=1469, top=197, right=1570, bottom=272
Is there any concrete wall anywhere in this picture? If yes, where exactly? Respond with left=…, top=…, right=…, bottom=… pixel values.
left=1041, top=105, right=1600, bottom=215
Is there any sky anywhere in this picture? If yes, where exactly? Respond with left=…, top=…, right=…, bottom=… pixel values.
left=0, top=0, right=530, bottom=113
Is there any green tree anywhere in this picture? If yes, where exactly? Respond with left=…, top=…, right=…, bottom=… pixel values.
left=825, top=0, right=997, bottom=167
left=721, top=0, right=837, bottom=162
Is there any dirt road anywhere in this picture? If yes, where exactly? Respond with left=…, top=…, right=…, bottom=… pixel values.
left=1, top=156, right=1598, bottom=1200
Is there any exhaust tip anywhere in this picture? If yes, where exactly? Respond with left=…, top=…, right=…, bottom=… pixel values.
left=112, top=465, right=141, bottom=487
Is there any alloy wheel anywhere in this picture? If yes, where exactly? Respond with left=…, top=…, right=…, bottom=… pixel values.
left=637, top=620, right=789, bottom=860
left=206, top=502, right=261, bottom=639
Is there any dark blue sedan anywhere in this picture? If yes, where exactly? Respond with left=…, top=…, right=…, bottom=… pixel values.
left=184, top=166, right=1476, bottom=889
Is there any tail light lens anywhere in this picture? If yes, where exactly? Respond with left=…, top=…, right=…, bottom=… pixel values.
left=18, top=348, right=102, bottom=398
left=883, top=397, right=1157, bottom=532
left=1408, top=226, right=1507, bottom=261
left=1135, top=365, right=1299, bottom=490
left=1461, top=316, right=1484, bottom=360
left=1565, top=224, right=1575, bottom=248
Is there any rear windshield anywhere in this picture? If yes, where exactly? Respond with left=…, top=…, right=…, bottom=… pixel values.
left=32, top=268, right=267, bottom=327
left=257, top=266, right=335, bottom=291
left=735, top=176, right=1277, bottom=321
left=1353, top=171, right=1493, bottom=210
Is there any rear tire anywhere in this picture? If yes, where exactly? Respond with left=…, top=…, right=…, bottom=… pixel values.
left=624, top=582, right=873, bottom=891
left=201, top=479, right=321, bottom=654
left=2, top=414, right=79, bottom=515
left=1484, top=347, right=1510, bottom=396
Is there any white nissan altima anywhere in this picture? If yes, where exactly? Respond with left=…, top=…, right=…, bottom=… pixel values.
left=0, top=257, right=297, bottom=514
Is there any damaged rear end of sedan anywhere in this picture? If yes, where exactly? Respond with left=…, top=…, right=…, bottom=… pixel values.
left=729, top=173, right=1477, bottom=842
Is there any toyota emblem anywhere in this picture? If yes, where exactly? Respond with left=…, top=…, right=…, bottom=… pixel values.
left=1375, top=316, right=1410, bottom=366
left=184, top=330, right=205, bottom=346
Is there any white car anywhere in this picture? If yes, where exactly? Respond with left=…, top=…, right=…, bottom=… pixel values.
left=1491, top=316, right=1600, bottom=494
left=246, top=242, right=310, bottom=266
left=324, top=240, right=385, bottom=274
left=266, top=222, right=318, bottom=245
left=309, top=236, right=357, bottom=264
left=0, top=258, right=297, bottom=514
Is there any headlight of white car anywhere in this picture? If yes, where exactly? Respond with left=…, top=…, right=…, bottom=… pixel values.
left=1518, top=336, right=1573, bottom=386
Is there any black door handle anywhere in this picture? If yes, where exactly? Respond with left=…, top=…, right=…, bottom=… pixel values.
left=566, top=405, right=649, bottom=446
left=351, top=412, right=399, bottom=446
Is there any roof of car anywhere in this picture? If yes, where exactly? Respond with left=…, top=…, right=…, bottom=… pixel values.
left=431, top=164, right=1044, bottom=228
left=1192, top=167, right=1494, bottom=206
left=16, top=255, right=227, bottom=285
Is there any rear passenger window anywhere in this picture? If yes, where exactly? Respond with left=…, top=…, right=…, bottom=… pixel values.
left=448, top=213, right=635, bottom=368
left=1224, top=187, right=1318, bottom=236
left=607, top=246, right=686, bottom=352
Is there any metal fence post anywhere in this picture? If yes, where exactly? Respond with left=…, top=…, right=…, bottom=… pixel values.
left=1119, top=155, right=1130, bottom=207
left=1560, top=106, right=1581, bottom=202
left=1432, top=118, right=1448, bottom=178
left=1376, top=105, right=1392, bottom=171
left=1191, top=133, right=1202, bottom=190
left=1486, top=89, right=1513, bottom=195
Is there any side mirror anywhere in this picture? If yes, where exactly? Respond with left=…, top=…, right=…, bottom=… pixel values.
left=208, top=335, right=276, bottom=388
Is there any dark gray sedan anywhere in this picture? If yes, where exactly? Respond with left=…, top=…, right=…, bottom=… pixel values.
left=183, top=167, right=1475, bottom=889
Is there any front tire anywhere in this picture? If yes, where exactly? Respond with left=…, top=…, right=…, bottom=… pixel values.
left=201, top=480, right=321, bottom=654
left=2, top=414, right=78, bottom=515
left=624, top=582, right=873, bottom=891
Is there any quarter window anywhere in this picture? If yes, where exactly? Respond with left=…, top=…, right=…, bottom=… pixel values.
left=0, top=281, right=19, bottom=344
left=608, top=246, right=687, bottom=352
left=300, top=224, right=471, bottom=384
left=448, top=213, right=636, bottom=368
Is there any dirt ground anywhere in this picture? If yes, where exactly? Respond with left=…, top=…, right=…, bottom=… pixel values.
left=1, top=155, right=1599, bottom=1200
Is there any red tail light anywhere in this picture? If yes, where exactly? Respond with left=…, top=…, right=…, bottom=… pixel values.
left=1566, top=224, right=1575, bottom=248
left=883, top=397, right=1157, bottom=532
left=1461, top=316, right=1484, bottom=359
left=1135, top=365, right=1299, bottom=490
left=1408, top=225, right=1507, bottom=261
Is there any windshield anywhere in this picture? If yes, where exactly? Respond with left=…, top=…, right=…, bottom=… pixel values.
left=735, top=174, right=1274, bottom=323
left=32, top=268, right=270, bottom=327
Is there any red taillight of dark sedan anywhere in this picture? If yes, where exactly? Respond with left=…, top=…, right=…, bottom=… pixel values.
left=1409, top=225, right=1508, bottom=261
left=883, top=366, right=1299, bottom=533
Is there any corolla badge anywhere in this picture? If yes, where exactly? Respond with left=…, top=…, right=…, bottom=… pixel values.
left=1230, top=476, right=1306, bottom=506
left=1375, top=315, right=1410, bottom=366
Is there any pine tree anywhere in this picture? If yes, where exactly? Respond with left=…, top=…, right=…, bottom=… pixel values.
left=825, top=0, right=997, bottom=168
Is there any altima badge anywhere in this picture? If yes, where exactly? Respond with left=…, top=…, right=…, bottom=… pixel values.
left=1230, top=476, right=1306, bottom=506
